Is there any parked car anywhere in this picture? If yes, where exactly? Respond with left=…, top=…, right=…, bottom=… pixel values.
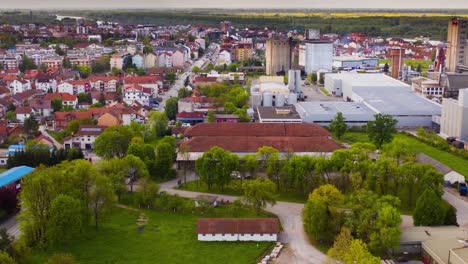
left=230, top=171, right=241, bottom=179
left=459, top=182, right=467, bottom=196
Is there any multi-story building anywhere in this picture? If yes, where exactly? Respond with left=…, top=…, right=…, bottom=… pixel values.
left=304, top=40, right=333, bottom=74
left=110, top=52, right=130, bottom=70
left=234, top=43, right=253, bottom=62
left=69, top=56, right=95, bottom=67
left=446, top=18, right=468, bottom=73
left=440, top=88, right=468, bottom=142
left=63, top=125, right=107, bottom=150
left=265, top=37, right=291, bottom=75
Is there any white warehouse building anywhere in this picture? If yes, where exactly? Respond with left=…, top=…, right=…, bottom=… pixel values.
left=296, top=102, right=375, bottom=126
left=304, top=40, right=333, bottom=74
left=308, top=73, right=442, bottom=127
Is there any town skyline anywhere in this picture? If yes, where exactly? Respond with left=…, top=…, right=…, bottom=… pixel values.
left=1, top=0, right=467, bottom=10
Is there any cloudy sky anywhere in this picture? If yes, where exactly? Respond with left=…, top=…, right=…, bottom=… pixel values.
left=0, top=0, right=466, bottom=9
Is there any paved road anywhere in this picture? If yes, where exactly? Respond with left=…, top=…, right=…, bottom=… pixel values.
left=443, top=187, right=468, bottom=228
left=39, top=125, right=63, bottom=149
left=0, top=214, right=20, bottom=239
left=160, top=175, right=327, bottom=264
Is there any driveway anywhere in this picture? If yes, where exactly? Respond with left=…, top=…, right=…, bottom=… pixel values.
left=160, top=177, right=326, bottom=264
left=0, top=214, right=20, bottom=239
left=443, top=187, right=468, bottom=228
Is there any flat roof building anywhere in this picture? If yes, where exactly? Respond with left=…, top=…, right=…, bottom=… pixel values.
left=257, top=106, right=302, bottom=123
left=0, top=166, right=34, bottom=191
left=296, top=102, right=375, bottom=126
left=440, top=88, right=468, bottom=142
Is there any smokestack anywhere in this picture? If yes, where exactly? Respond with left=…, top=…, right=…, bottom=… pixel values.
left=390, top=48, right=404, bottom=80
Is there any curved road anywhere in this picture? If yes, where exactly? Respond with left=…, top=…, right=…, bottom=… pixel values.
left=160, top=176, right=327, bottom=264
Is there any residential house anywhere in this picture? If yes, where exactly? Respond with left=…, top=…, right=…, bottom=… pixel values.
left=176, top=111, right=204, bottom=125
left=15, top=106, right=33, bottom=123
left=44, top=93, right=78, bottom=109
left=217, top=50, right=232, bottom=65
left=89, top=76, right=119, bottom=92
left=123, top=84, right=152, bottom=106
left=172, top=50, right=185, bottom=68
left=63, top=125, right=107, bottom=150
left=53, top=111, right=92, bottom=130
left=57, top=82, right=74, bottom=95
left=110, top=52, right=130, bottom=70
left=178, top=96, right=214, bottom=113
left=8, top=79, right=31, bottom=94
left=29, top=98, right=52, bottom=117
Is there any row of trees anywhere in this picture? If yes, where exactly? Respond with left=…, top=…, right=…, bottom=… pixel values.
left=7, top=146, right=84, bottom=168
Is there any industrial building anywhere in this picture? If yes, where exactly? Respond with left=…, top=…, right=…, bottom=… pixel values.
left=304, top=40, right=333, bottom=74
left=315, top=73, right=442, bottom=127
left=251, top=72, right=299, bottom=108
left=257, top=106, right=302, bottom=123
left=446, top=17, right=468, bottom=73
left=265, top=37, right=291, bottom=75
left=332, top=56, right=378, bottom=70
left=440, top=88, right=468, bottom=142
left=0, top=166, right=34, bottom=191
left=296, top=102, right=375, bottom=126
left=197, top=218, right=279, bottom=242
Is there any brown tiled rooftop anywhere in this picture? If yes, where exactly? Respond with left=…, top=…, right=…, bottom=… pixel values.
left=197, top=218, right=279, bottom=235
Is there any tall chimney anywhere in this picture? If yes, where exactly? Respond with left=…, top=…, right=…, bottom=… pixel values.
left=390, top=48, right=403, bottom=79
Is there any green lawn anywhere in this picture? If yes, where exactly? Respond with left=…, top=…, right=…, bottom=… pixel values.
left=342, top=132, right=468, bottom=178
left=26, top=205, right=274, bottom=264
left=180, top=180, right=307, bottom=204
left=378, top=59, right=432, bottom=72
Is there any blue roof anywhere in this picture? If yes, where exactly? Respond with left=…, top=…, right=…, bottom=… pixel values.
left=0, top=166, right=34, bottom=188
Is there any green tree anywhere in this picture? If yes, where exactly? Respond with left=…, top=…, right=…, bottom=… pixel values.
left=46, top=195, right=82, bottom=246
left=366, top=113, right=398, bottom=148
left=4, top=111, right=16, bottom=122
left=154, top=143, right=174, bottom=180
left=89, top=175, right=116, bottom=229
left=329, top=112, right=347, bottom=139
left=178, top=87, right=192, bottom=98
left=0, top=228, right=14, bottom=256
left=147, top=111, right=169, bottom=138
left=51, top=98, right=63, bottom=112
left=23, top=114, right=38, bottom=138
left=303, top=199, right=330, bottom=241
left=165, top=72, right=176, bottom=83
left=207, top=111, right=215, bottom=123
left=195, top=147, right=239, bottom=190
left=240, top=154, right=258, bottom=181
left=76, top=65, right=92, bottom=78
left=46, top=253, right=76, bottom=264
left=309, top=184, right=344, bottom=208
left=242, top=178, right=276, bottom=215
left=19, top=55, right=37, bottom=73
left=165, top=97, right=178, bottom=120
left=327, top=227, right=352, bottom=262
left=191, top=66, right=201, bottom=73
left=344, top=239, right=381, bottom=264
left=94, top=126, right=135, bottom=159
left=122, top=155, right=150, bottom=192
left=135, top=178, right=159, bottom=208
left=0, top=251, right=15, bottom=264
left=368, top=205, right=401, bottom=254
left=413, top=188, right=444, bottom=226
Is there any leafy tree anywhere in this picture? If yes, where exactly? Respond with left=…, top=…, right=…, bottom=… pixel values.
left=327, top=227, right=352, bottom=262
left=303, top=199, right=330, bottom=241
left=76, top=65, right=92, bottom=78
left=366, top=113, right=398, bottom=148
left=309, top=184, right=344, bottom=208
left=19, top=55, right=37, bottom=73
left=0, top=251, right=15, bottom=264
left=94, top=126, right=135, bottom=159
left=165, top=97, right=178, bottom=120
left=242, top=178, right=276, bottom=215
left=0, top=228, right=14, bottom=256
left=191, top=66, right=201, bottom=73
left=344, top=239, right=381, bottom=264
left=122, top=155, right=149, bottom=192
left=46, top=195, right=82, bottom=246
left=413, top=188, right=444, bottom=226
left=223, top=102, right=237, bottom=114
left=195, top=147, right=239, bottom=190
left=46, top=253, right=76, bottom=264
left=143, top=45, right=153, bottom=54
left=51, top=98, right=63, bottom=112
left=178, top=87, right=192, bottom=98
left=441, top=201, right=458, bottom=226
left=240, top=154, right=258, bottom=181
left=383, top=63, right=389, bottom=73
left=147, top=111, right=169, bottom=138
left=4, top=111, right=16, bottom=122
left=329, top=112, right=347, bottom=139
left=165, top=72, right=176, bottom=83
left=368, top=205, right=401, bottom=253
left=207, top=111, right=215, bottom=123
left=23, top=114, right=38, bottom=138
left=154, top=143, right=174, bottom=180
left=89, top=175, right=116, bottom=229
left=135, top=178, right=159, bottom=208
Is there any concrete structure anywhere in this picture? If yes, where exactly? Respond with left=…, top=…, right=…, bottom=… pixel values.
left=321, top=73, right=441, bottom=127
left=399, top=226, right=468, bottom=264
left=251, top=76, right=297, bottom=107
left=265, top=38, right=291, bottom=75
left=132, top=54, right=144, bottom=69
left=332, top=56, right=379, bottom=70
left=446, top=18, right=468, bottom=73
left=287, top=70, right=301, bottom=94
left=304, top=40, right=333, bottom=74
left=257, top=106, right=302, bottom=123
left=197, top=218, right=279, bottom=242
left=296, top=102, right=375, bottom=126
left=411, top=76, right=444, bottom=99
left=390, top=48, right=404, bottom=79
left=440, top=88, right=468, bottom=142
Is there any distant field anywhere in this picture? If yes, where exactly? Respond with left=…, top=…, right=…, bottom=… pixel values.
left=236, top=12, right=468, bottom=18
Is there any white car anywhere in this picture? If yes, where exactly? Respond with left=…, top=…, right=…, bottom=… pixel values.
left=181, top=123, right=191, bottom=128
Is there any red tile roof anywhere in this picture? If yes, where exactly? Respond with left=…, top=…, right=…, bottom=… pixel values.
left=44, top=92, right=77, bottom=102
left=184, top=123, right=331, bottom=138
left=197, top=218, right=279, bottom=235
left=176, top=111, right=204, bottom=119
left=15, top=106, right=32, bottom=114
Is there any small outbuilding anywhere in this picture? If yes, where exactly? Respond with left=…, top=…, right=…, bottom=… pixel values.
left=0, top=166, right=34, bottom=192
left=197, top=218, right=279, bottom=242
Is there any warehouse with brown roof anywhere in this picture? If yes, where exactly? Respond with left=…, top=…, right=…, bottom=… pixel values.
left=178, top=123, right=341, bottom=161
left=197, top=218, right=279, bottom=241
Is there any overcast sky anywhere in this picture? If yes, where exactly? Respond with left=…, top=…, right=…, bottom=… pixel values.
left=0, top=0, right=466, bottom=9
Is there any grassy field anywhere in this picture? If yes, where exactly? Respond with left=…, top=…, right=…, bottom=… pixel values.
left=379, top=59, right=433, bottom=72
left=181, top=179, right=308, bottom=204
left=26, top=205, right=274, bottom=264
left=342, top=132, right=468, bottom=178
